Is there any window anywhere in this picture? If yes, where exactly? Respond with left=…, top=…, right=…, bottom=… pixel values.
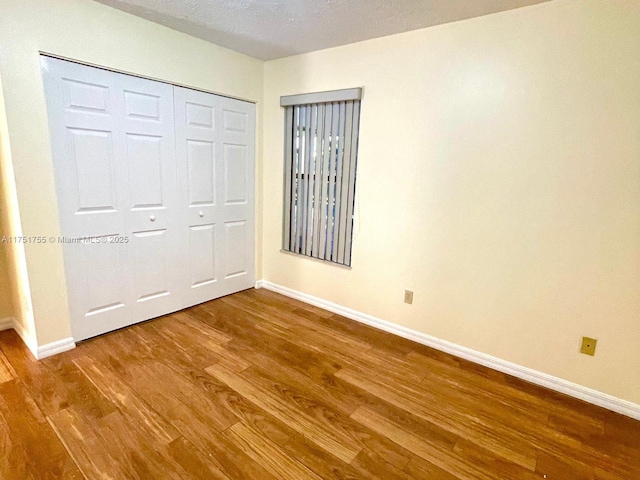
left=281, top=88, right=362, bottom=266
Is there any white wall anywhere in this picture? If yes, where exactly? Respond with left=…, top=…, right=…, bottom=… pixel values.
left=262, top=0, right=640, bottom=404
left=0, top=72, right=36, bottom=345
left=0, top=0, right=264, bottom=347
left=0, top=73, right=16, bottom=323
left=0, top=154, right=16, bottom=323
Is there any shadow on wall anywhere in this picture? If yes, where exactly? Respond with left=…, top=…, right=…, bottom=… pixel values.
left=0, top=165, right=16, bottom=322
left=0, top=76, right=27, bottom=334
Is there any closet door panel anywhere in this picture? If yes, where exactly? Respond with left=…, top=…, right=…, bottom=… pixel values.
left=41, top=56, right=133, bottom=340
left=42, top=57, right=127, bottom=239
left=175, top=87, right=225, bottom=305
left=71, top=239, right=130, bottom=341
left=117, top=73, right=182, bottom=321
left=188, top=223, right=219, bottom=289
left=218, top=97, right=255, bottom=295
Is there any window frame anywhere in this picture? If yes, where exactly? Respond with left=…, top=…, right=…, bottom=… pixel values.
left=280, top=88, right=362, bottom=267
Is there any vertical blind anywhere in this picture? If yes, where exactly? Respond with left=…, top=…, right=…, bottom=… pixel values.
left=281, top=88, right=362, bottom=266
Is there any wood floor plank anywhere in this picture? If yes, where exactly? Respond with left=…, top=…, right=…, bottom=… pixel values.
left=269, top=422, right=381, bottom=480
left=170, top=357, right=383, bottom=480
left=404, top=455, right=462, bottom=480
left=226, top=328, right=343, bottom=380
left=91, top=323, right=174, bottom=363
left=0, top=379, right=83, bottom=479
left=123, top=356, right=239, bottom=430
left=226, top=421, right=324, bottom=480
left=450, top=439, right=543, bottom=479
left=602, top=412, right=640, bottom=452
left=249, top=291, right=380, bottom=351
left=146, top=317, right=252, bottom=372
left=293, top=308, right=416, bottom=357
left=166, top=436, right=232, bottom=480
left=218, top=294, right=301, bottom=331
left=0, top=330, right=76, bottom=416
left=164, top=402, right=279, bottom=480
left=48, top=407, right=184, bottom=480
left=226, top=339, right=362, bottom=414
left=535, top=453, right=595, bottom=480
left=213, top=297, right=427, bottom=388
left=414, top=358, right=551, bottom=425
left=206, top=363, right=362, bottom=463
left=224, top=292, right=375, bottom=355
left=224, top=329, right=453, bottom=474
left=407, top=350, right=580, bottom=423
left=1, top=288, right=638, bottom=479
left=0, top=349, right=16, bottom=383
left=243, top=362, right=420, bottom=468
left=352, top=405, right=504, bottom=480
left=337, top=366, right=539, bottom=470
left=244, top=287, right=334, bottom=319
left=72, top=354, right=180, bottom=444
left=406, top=350, right=638, bottom=477
left=214, top=361, right=419, bottom=473
left=40, top=355, right=116, bottom=419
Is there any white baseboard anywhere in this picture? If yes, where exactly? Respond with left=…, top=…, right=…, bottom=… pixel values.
left=0, top=317, right=13, bottom=331
left=2, top=316, right=75, bottom=359
left=256, top=280, right=640, bottom=421
left=37, top=337, right=75, bottom=359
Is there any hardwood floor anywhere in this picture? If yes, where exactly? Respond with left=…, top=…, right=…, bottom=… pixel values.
left=0, top=288, right=638, bottom=479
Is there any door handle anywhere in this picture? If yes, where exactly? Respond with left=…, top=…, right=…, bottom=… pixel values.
left=199, top=211, right=204, bottom=218
left=149, top=215, right=156, bottom=222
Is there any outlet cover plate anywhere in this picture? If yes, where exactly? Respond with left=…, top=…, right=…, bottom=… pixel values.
left=580, top=337, right=597, bottom=356
left=404, top=290, right=413, bottom=305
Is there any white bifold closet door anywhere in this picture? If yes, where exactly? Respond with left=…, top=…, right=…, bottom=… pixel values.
left=41, top=56, right=255, bottom=341
left=174, top=87, right=255, bottom=307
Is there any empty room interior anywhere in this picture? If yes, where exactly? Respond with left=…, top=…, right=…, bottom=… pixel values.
left=0, top=0, right=639, bottom=478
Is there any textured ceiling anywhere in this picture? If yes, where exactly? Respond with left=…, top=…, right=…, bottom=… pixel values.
left=94, top=0, right=552, bottom=60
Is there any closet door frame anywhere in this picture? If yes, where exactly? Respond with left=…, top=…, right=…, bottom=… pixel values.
left=41, top=55, right=257, bottom=341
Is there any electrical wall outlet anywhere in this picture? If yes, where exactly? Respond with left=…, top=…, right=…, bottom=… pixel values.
left=580, top=337, right=597, bottom=356
left=404, top=290, right=413, bottom=304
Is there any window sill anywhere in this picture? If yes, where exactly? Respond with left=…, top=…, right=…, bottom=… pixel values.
left=278, top=249, right=352, bottom=270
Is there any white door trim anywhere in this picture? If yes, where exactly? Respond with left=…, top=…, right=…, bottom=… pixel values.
left=39, top=53, right=256, bottom=105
